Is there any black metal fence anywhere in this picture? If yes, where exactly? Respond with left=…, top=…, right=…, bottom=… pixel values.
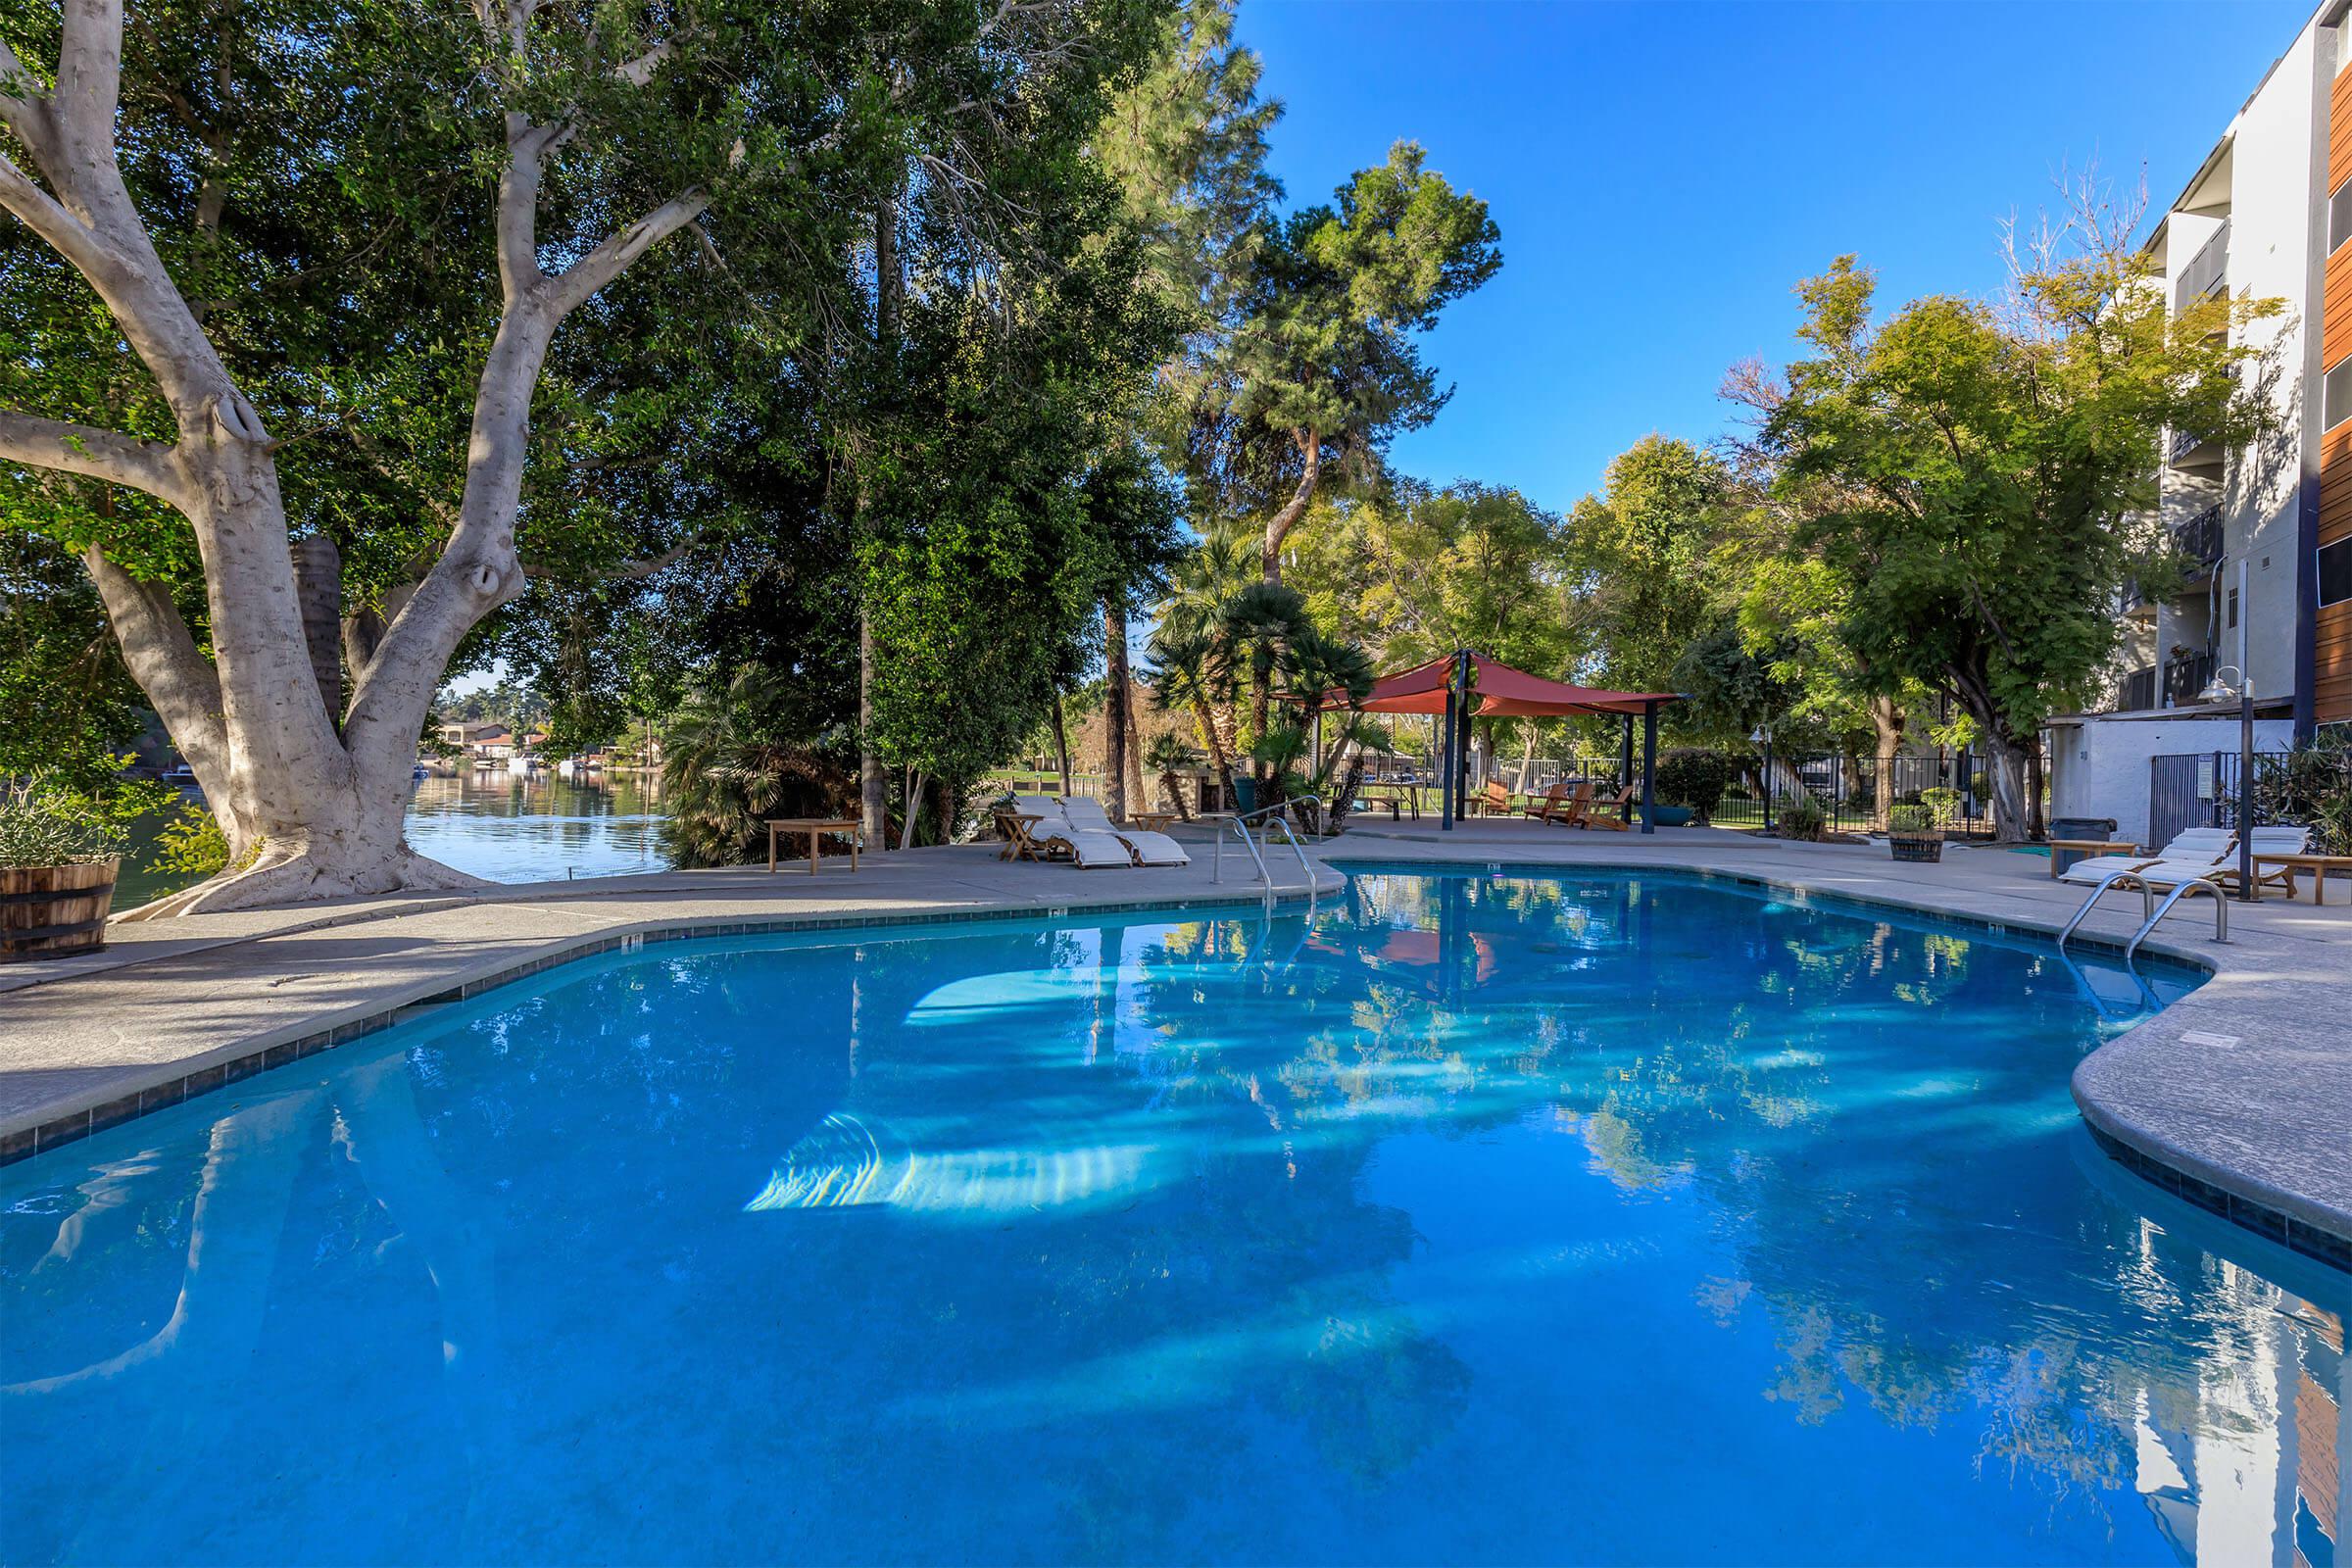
left=2146, top=746, right=2335, bottom=850
left=1708, top=750, right=2003, bottom=838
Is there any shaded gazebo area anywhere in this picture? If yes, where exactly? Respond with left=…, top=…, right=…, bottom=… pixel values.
left=1321, top=651, right=1685, bottom=833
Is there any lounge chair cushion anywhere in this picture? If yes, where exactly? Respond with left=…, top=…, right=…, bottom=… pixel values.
left=2060, top=826, right=2234, bottom=886
left=1058, top=796, right=1191, bottom=866
left=2114, top=859, right=2234, bottom=889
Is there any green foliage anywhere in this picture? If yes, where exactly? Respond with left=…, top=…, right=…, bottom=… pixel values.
left=2253, top=744, right=2352, bottom=854
left=0, top=534, right=155, bottom=789
left=1653, top=749, right=1735, bottom=818
left=1776, top=792, right=1828, bottom=843
left=659, top=669, right=851, bottom=869
left=0, top=778, right=128, bottom=867
left=153, top=804, right=231, bottom=879
left=1288, top=479, right=1571, bottom=669
left=1918, top=787, right=1965, bottom=828
left=1754, top=240, right=2284, bottom=835
left=1887, top=803, right=1936, bottom=836
left=1566, top=436, right=1736, bottom=696
left=1176, top=142, right=1500, bottom=557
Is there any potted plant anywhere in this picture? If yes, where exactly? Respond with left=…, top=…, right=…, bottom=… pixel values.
left=0, top=779, right=127, bottom=960
left=1776, top=792, right=1829, bottom=842
left=1886, top=802, right=1943, bottom=863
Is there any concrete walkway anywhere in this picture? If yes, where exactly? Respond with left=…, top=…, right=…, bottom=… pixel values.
left=0, top=834, right=1336, bottom=1161
left=3, top=817, right=2347, bottom=1270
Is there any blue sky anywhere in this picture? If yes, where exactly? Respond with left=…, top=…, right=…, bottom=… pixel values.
left=1234, top=0, right=2314, bottom=515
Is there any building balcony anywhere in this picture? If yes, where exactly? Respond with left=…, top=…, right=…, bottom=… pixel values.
left=2170, top=504, right=2224, bottom=575
left=2167, top=426, right=2227, bottom=469
left=2174, top=219, right=2229, bottom=315
left=2163, top=649, right=2217, bottom=708
left=2119, top=664, right=2157, bottom=711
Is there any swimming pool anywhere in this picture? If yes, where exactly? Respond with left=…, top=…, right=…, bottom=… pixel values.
left=3, top=866, right=2344, bottom=1565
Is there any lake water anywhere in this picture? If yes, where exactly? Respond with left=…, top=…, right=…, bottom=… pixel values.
left=117, top=770, right=675, bottom=907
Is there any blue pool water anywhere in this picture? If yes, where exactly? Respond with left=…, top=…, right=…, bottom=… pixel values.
left=3, top=866, right=2346, bottom=1565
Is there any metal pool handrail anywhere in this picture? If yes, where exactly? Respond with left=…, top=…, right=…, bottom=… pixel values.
left=1208, top=801, right=1315, bottom=897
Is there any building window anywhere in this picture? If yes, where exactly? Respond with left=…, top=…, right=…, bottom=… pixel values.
left=2227, top=587, right=2239, bottom=629
left=2328, top=359, right=2352, bottom=430
left=2322, top=538, right=2352, bottom=608
left=2333, top=175, right=2352, bottom=253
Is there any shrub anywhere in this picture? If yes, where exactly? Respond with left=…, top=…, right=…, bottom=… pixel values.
left=1919, top=787, right=1964, bottom=827
left=1777, top=792, right=1828, bottom=842
left=1654, top=749, right=1736, bottom=819
left=0, top=778, right=127, bottom=868
left=1886, top=803, right=1936, bottom=835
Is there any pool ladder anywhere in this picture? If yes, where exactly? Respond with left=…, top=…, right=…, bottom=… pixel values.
left=1210, top=803, right=1316, bottom=909
left=2056, top=870, right=2229, bottom=959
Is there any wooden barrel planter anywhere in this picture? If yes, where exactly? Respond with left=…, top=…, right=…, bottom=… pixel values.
left=0, top=858, right=121, bottom=961
left=1887, top=833, right=1944, bottom=864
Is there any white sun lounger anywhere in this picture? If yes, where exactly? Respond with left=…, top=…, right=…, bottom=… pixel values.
left=2060, top=826, right=2234, bottom=886
left=1012, top=794, right=1136, bottom=868
left=1057, top=796, right=1191, bottom=866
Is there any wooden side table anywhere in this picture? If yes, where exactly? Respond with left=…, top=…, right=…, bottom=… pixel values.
left=1129, top=811, right=1179, bottom=833
left=2044, top=838, right=2134, bottom=879
left=765, top=817, right=861, bottom=875
left=2253, top=853, right=2352, bottom=905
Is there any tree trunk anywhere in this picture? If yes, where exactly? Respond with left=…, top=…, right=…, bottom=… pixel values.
left=859, top=616, right=888, bottom=845
left=857, top=193, right=900, bottom=849
left=898, top=770, right=926, bottom=852
left=1157, top=770, right=1192, bottom=820
left=1051, top=691, right=1072, bottom=796
left=1948, top=666, right=2032, bottom=844
left=1327, top=749, right=1370, bottom=836
left=1102, top=600, right=1129, bottom=823
left=1260, top=427, right=1321, bottom=585
left=290, top=536, right=344, bottom=730
left=1869, top=695, right=1903, bottom=833
left=1192, top=700, right=1237, bottom=808
left=1516, top=721, right=1538, bottom=793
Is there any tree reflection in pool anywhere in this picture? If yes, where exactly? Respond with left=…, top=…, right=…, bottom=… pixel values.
left=1, top=866, right=2344, bottom=1565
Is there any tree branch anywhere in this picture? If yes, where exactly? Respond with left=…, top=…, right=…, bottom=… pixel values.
left=543, top=189, right=709, bottom=318
left=55, top=0, right=125, bottom=156
left=0, top=407, right=184, bottom=502
left=82, top=543, right=232, bottom=796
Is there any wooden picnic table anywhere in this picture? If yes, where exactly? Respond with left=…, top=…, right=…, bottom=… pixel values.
left=2253, top=852, right=2352, bottom=905
left=765, top=816, right=862, bottom=875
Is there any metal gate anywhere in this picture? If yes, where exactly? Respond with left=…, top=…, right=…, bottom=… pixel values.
left=2144, top=754, right=2210, bottom=851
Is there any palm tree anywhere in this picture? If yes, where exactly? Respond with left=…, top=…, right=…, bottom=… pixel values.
left=660, top=667, right=846, bottom=867
left=1143, top=733, right=1199, bottom=819
left=1215, top=579, right=1312, bottom=787
left=1149, top=630, right=1240, bottom=807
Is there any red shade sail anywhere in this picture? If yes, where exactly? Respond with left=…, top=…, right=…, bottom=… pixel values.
left=1321, top=653, right=1682, bottom=717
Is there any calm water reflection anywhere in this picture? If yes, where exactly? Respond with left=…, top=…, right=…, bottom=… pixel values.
left=118, top=768, right=675, bottom=908
left=400, top=769, right=673, bottom=883
left=2, top=868, right=2345, bottom=1564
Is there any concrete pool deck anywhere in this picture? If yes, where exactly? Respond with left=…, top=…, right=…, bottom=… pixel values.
left=1, top=819, right=2346, bottom=1270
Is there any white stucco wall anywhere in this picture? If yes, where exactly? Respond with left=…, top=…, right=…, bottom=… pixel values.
left=2221, top=22, right=2318, bottom=709
left=2048, top=714, right=2296, bottom=843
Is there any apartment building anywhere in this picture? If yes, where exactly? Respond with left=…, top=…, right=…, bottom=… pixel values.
left=2050, top=2, right=2352, bottom=831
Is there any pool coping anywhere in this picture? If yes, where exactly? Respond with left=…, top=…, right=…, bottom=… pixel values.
left=0, top=878, right=1338, bottom=1170
left=1317, top=847, right=2352, bottom=1276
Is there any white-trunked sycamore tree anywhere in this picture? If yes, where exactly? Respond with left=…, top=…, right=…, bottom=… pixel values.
left=0, top=0, right=1146, bottom=913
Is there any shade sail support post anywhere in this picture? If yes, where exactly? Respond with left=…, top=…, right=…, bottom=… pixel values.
left=1641, top=701, right=1659, bottom=836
